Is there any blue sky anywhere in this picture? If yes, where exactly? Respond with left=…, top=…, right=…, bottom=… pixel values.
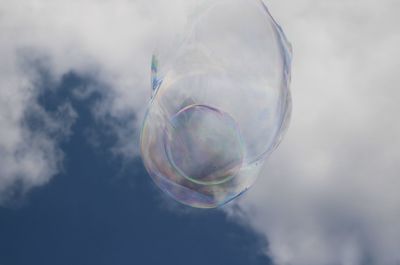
left=0, top=72, right=272, bottom=265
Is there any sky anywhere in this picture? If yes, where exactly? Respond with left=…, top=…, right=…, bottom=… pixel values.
left=0, top=1, right=400, bottom=265
left=0, top=72, right=271, bottom=265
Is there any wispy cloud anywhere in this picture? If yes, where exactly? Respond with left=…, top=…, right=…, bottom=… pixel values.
left=0, top=0, right=190, bottom=203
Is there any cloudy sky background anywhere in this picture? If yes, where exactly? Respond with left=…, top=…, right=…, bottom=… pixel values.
left=0, top=0, right=399, bottom=265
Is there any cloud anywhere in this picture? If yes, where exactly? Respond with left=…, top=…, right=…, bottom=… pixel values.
left=0, top=64, right=77, bottom=203
left=233, top=0, right=400, bottom=264
left=1, top=0, right=400, bottom=264
left=0, top=0, right=194, bottom=202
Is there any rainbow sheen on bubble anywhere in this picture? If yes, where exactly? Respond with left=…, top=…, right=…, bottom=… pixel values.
left=165, top=104, right=244, bottom=185
left=140, top=0, right=292, bottom=208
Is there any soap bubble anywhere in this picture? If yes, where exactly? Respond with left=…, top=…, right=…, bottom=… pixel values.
left=165, top=104, right=244, bottom=185
left=141, top=0, right=292, bottom=208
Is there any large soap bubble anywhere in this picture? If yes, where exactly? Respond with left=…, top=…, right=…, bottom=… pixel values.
left=141, top=0, right=292, bottom=208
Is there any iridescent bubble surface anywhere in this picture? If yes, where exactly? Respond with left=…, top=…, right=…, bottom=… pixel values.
left=165, top=104, right=244, bottom=185
left=141, top=0, right=292, bottom=208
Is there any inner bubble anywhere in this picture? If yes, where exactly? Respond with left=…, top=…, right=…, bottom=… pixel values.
left=164, top=104, right=244, bottom=185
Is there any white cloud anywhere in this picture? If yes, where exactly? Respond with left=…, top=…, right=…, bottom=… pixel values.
left=234, top=0, right=400, bottom=264
left=0, top=0, right=191, bottom=202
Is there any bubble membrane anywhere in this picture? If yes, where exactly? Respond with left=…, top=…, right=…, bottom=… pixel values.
left=140, top=0, right=292, bottom=208
left=164, top=104, right=244, bottom=185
